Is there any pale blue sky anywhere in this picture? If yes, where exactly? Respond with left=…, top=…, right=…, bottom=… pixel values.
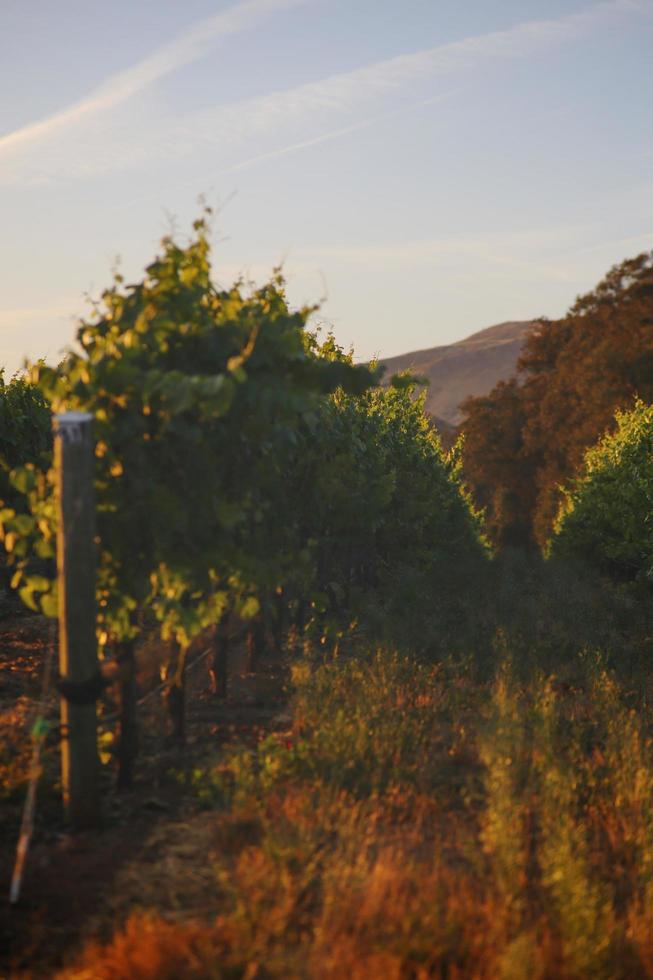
left=1, top=0, right=651, bottom=374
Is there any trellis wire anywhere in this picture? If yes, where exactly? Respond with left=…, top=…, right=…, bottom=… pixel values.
left=8, top=638, right=215, bottom=904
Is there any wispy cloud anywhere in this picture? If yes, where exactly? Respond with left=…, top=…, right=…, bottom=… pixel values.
left=0, top=0, right=649, bottom=184
left=210, top=0, right=647, bottom=120
left=212, top=91, right=456, bottom=177
left=562, top=230, right=653, bottom=258
left=0, top=302, right=78, bottom=326
left=0, top=0, right=309, bottom=158
left=140, top=0, right=651, bottom=167
left=300, top=220, right=653, bottom=284
left=303, top=228, right=590, bottom=282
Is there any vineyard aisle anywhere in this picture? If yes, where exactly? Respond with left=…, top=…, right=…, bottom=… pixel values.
left=0, top=614, right=293, bottom=976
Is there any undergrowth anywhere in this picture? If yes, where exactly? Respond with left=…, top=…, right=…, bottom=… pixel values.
left=62, top=627, right=653, bottom=979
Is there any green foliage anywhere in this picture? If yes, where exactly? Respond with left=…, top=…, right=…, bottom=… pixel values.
left=199, top=648, right=464, bottom=806
left=0, top=372, right=51, bottom=508
left=548, top=400, right=653, bottom=586
left=280, top=652, right=449, bottom=795
left=0, top=373, right=52, bottom=598
left=1, top=215, right=376, bottom=647
left=281, top=373, right=488, bottom=651
left=0, top=215, right=486, bottom=668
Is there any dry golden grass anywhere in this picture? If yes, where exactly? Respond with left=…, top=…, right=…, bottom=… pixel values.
left=56, top=648, right=653, bottom=978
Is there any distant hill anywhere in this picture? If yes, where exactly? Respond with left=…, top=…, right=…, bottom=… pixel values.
left=378, top=321, right=536, bottom=430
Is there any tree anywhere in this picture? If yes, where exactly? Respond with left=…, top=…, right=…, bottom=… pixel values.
left=461, top=250, right=653, bottom=548
left=461, top=380, right=539, bottom=549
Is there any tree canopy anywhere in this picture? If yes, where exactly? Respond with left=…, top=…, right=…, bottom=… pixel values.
left=461, top=250, right=653, bottom=548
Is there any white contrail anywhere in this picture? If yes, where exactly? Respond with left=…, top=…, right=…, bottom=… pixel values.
left=0, top=0, right=309, bottom=157
left=0, top=0, right=649, bottom=181
left=0, top=303, right=76, bottom=327
left=111, top=0, right=647, bottom=175
left=564, top=230, right=653, bottom=257
left=198, top=0, right=649, bottom=129
left=213, top=92, right=456, bottom=176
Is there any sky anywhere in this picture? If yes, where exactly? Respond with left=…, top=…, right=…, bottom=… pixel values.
left=1, top=0, right=652, bottom=374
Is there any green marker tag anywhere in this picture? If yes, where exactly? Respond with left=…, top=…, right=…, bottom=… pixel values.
left=31, top=718, right=50, bottom=739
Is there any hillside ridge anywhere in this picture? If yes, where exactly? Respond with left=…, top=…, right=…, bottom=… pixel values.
left=379, top=320, right=536, bottom=427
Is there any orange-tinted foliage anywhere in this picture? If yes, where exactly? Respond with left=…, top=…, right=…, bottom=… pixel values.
left=58, top=648, right=653, bottom=980
left=461, top=250, right=653, bottom=548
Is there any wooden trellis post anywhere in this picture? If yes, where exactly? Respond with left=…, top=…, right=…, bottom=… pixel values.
left=54, top=412, right=100, bottom=829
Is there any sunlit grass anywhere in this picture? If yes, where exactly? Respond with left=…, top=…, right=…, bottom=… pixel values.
left=58, top=642, right=653, bottom=978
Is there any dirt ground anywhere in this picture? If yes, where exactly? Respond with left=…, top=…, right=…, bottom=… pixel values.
left=0, top=611, right=292, bottom=979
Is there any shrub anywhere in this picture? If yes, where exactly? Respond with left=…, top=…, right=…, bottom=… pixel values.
left=548, top=400, right=653, bottom=587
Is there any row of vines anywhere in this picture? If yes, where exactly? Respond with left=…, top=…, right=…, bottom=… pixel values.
left=0, top=214, right=487, bottom=790
left=3, top=215, right=651, bottom=803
